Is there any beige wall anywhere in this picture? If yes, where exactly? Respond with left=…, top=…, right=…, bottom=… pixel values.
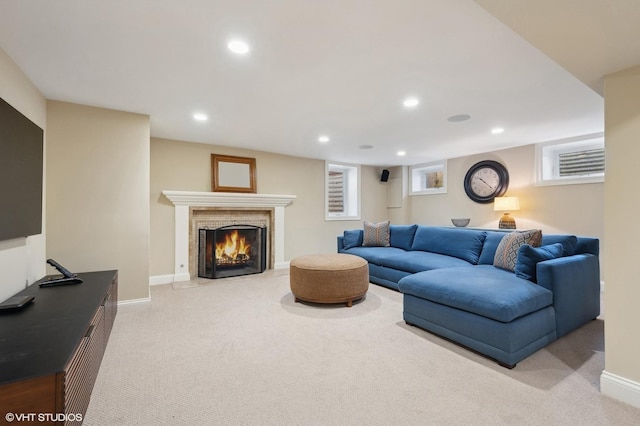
left=0, top=47, right=47, bottom=301
left=150, top=138, right=388, bottom=277
left=603, top=66, right=640, bottom=389
left=401, top=144, right=604, bottom=258
left=46, top=101, right=150, bottom=301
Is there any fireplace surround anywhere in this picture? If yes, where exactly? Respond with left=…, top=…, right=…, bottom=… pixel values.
left=162, top=191, right=296, bottom=282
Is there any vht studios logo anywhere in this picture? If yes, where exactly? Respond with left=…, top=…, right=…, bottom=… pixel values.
left=5, top=412, right=83, bottom=422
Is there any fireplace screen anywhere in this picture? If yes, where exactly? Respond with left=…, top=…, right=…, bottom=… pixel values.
left=198, top=225, right=267, bottom=279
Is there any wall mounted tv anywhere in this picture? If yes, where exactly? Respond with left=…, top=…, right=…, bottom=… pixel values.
left=0, top=97, right=44, bottom=242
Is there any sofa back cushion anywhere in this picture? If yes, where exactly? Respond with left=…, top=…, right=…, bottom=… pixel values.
left=389, top=224, right=418, bottom=250
left=410, top=226, right=487, bottom=264
left=541, top=234, right=578, bottom=256
left=478, top=232, right=507, bottom=264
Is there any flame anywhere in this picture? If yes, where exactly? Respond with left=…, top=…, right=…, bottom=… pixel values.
left=215, top=230, right=251, bottom=263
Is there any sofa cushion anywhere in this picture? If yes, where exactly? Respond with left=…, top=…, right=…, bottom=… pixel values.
left=515, top=243, right=564, bottom=282
left=342, top=229, right=363, bottom=250
left=478, top=232, right=507, bottom=265
left=389, top=224, right=418, bottom=250
left=381, top=250, right=473, bottom=273
left=410, top=227, right=487, bottom=264
left=541, top=234, right=578, bottom=256
left=363, top=220, right=390, bottom=247
left=398, top=265, right=553, bottom=323
left=343, top=246, right=406, bottom=266
left=494, top=229, right=542, bottom=272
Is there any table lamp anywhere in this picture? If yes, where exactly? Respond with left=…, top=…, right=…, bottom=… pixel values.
left=494, top=196, right=520, bottom=229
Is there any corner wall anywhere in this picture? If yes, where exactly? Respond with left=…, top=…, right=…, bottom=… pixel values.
left=601, top=65, right=640, bottom=408
left=46, top=101, right=150, bottom=302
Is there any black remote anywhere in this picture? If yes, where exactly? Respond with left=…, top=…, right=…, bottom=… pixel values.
left=39, top=276, right=83, bottom=287
left=46, top=259, right=76, bottom=278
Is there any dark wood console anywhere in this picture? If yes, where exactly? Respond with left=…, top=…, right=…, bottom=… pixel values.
left=0, top=270, right=118, bottom=425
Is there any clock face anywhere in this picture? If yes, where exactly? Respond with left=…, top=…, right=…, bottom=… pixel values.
left=464, top=160, right=509, bottom=203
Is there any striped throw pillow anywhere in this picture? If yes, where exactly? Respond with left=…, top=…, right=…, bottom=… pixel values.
left=363, top=221, right=391, bottom=247
left=494, top=229, right=542, bottom=272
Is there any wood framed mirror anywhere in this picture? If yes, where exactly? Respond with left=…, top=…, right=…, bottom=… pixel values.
left=211, top=154, right=257, bottom=193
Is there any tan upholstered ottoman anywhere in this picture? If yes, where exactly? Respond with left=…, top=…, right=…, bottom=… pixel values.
left=290, top=253, right=369, bottom=307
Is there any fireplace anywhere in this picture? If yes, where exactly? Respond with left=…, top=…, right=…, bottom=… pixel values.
left=198, top=225, right=267, bottom=279
left=162, top=191, right=295, bottom=282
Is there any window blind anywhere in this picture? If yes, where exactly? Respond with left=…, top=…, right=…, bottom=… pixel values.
left=559, top=148, right=605, bottom=177
left=327, top=171, right=344, bottom=213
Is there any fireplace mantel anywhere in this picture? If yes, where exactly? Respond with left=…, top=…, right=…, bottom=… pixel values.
left=162, top=191, right=296, bottom=208
left=162, top=190, right=296, bottom=282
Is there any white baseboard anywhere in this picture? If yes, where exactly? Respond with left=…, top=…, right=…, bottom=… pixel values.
left=601, top=370, right=640, bottom=409
left=173, top=272, right=191, bottom=282
left=117, top=296, right=151, bottom=306
left=149, top=274, right=174, bottom=286
left=274, top=261, right=290, bottom=270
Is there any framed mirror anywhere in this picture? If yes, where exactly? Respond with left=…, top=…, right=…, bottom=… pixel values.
left=211, top=154, right=257, bottom=193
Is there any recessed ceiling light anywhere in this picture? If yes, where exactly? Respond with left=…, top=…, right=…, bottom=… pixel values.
left=491, top=127, right=505, bottom=134
left=318, top=135, right=330, bottom=143
left=447, top=114, right=471, bottom=122
left=403, top=97, right=420, bottom=108
left=397, top=151, right=406, bottom=156
left=359, top=144, right=373, bottom=150
left=193, top=113, right=208, bottom=122
left=227, top=39, right=250, bottom=55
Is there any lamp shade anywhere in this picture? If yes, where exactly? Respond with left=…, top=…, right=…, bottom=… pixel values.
left=493, top=196, right=520, bottom=212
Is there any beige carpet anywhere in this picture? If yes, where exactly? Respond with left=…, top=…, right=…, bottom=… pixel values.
left=84, top=270, right=640, bottom=425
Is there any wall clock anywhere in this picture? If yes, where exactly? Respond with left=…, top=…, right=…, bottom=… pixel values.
left=463, top=160, right=509, bottom=203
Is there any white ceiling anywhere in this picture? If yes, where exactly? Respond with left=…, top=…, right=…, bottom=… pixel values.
left=0, top=0, right=610, bottom=166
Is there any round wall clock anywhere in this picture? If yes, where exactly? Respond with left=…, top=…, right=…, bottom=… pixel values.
left=463, top=160, right=509, bottom=203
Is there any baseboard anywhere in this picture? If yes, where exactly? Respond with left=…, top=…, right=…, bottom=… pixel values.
left=149, top=274, right=174, bottom=286
left=117, top=296, right=151, bottom=306
left=601, top=370, right=640, bottom=409
left=173, top=272, right=191, bottom=282
left=274, top=261, right=290, bottom=270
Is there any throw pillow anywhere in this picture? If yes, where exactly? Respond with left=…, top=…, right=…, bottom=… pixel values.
left=540, top=234, right=578, bottom=256
left=389, top=224, right=418, bottom=250
left=493, top=229, right=542, bottom=272
left=342, top=230, right=363, bottom=250
left=363, top=220, right=391, bottom=247
left=515, top=243, right=564, bottom=282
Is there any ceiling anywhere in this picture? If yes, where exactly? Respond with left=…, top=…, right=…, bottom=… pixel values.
left=1, top=1, right=633, bottom=167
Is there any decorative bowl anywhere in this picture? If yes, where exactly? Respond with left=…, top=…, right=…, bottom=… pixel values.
left=451, top=218, right=470, bottom=227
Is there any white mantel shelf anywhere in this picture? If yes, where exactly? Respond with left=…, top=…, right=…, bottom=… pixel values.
left=162, top=190, right=296, bottom=282
left=162, top=190, right=296, bottom=208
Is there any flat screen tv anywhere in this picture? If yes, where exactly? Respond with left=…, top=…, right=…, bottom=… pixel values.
left=0, top=97, right=44, bottom=242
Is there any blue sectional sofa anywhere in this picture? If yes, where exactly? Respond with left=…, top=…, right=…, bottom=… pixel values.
left=337, top=225, right=600, bottom=368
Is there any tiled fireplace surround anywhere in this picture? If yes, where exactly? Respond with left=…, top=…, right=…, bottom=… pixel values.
left=162, top=191, right=296, bottom=282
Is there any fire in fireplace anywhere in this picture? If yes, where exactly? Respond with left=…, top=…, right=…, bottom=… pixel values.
left=198, top=225, right=267, bottom=279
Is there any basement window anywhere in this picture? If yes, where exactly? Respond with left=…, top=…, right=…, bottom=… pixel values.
left=409, top=160, right=447, bottom=195
left=325, top=161, right=360, bottom=220
left=536, top=134, right=605, bottom=186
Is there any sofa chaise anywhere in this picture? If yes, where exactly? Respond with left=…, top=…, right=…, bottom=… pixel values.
left=337, top=224, right=600, bottom=368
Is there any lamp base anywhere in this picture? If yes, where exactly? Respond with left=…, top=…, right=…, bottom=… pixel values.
left=499, top=212, right=516, bottom=230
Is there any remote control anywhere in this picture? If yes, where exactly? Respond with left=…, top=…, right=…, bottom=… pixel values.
left=46, top=258, right=76, bottom=278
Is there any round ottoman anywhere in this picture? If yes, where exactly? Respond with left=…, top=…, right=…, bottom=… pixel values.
left=290, top=253, right=369, bottom=307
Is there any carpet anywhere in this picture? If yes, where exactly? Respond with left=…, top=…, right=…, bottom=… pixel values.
left=84, top=270, right=640, bottom=425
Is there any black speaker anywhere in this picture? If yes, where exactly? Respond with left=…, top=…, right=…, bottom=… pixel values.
left=380, top=169, right=390, bottom=182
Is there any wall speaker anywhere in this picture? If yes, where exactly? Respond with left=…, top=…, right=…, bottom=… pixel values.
left=380, top=169, right=390, bottom=182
